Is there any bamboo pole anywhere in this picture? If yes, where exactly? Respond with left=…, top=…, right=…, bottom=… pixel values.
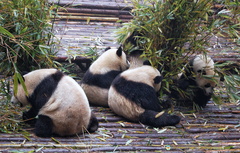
left=58, top=8, right=131, bottom=15
left=56, top=15, right=120, bottom=22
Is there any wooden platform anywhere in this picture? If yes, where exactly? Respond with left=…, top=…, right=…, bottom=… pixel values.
left=1, top=102, right=240, bottom=152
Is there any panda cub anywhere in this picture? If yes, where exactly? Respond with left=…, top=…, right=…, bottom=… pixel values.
left=11, top=69, right=98, bottom=137
left=108, top=65, right=181, bottom=127
left=173, top=55, right=219, bottom=107
left=80, top=46, right=129, bottom=107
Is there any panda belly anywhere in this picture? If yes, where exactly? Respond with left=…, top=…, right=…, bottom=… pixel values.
left=39, top=77, right=91, bottom=136
left=108, top=87, right=145, bottom=122
left=81, top=84, right=108, bottom=106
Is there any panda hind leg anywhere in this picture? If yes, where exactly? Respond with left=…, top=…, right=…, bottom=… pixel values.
left=34, top=115, right=53, bottom=137
left=139, top=110, right=181, bottom=127
left=87, top=112, right=99, bottom=133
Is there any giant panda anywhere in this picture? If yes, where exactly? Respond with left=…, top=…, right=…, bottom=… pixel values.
left=80, top=46, right=129, bottom=107
left=11, top=68, right=98, bottom=137
left=172, top=54, right=219, bottom=108
left=108, top=65, right=181, bottom=127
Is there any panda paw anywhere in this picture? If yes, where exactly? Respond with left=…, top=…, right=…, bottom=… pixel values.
left=22, top=111, right=30, bottom=120
left=167, top=114, right=181, bottom=126
left=22, top=112, right=36, bottom=125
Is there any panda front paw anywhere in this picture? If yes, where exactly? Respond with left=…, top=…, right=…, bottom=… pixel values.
left=22, top=111, right=30, bottom=120
left=22, top=112, right=37, bottom=125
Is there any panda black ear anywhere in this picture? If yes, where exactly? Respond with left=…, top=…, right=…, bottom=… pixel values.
left=143, top=60, right=151, bottom=66
left=104, top=46, right=111, bottom=51
left=154, top=76, right=163, bottom=84
left=116, top=46, right=122, bottom=57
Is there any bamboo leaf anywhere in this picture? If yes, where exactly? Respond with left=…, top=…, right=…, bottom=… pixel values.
left=16, top=72, right=28, bottom=96
left=155, top=111, right=165, bottom=118
left=51, top=137, right=60, bottom=144
left=0, top=26, right=14, bottom=38
left=125, top=139, right=133, bottom=145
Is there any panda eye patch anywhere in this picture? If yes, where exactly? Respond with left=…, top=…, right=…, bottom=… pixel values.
left=202, top=70, right=207, bottom=75
left=204, top=83, right=211, bottom=88
left=197, top=70, right=202, bottom=73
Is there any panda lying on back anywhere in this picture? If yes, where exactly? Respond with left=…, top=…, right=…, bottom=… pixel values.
left=108, top=65, right=181, bottom=127
left=172, top=55, right=219, bottom=108
left=11, top=69, right=98, bottom=137
left=80, top=46, right=129, bottom=107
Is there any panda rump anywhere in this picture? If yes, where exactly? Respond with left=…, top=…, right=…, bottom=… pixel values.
left=11, top=68, right=98, bottom=137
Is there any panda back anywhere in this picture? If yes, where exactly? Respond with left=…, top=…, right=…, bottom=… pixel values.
left=111, top=75, right=162, bottom=112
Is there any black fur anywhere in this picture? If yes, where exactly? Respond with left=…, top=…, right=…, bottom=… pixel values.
left=139, top=110, right=181, bottom=127
left=26, top=71, right=64, bottom=117
left=192, top=87, right=212, bottom=107
left=143, top=60, right=151, bottom=66
left=116, top=46, right=122, bottom=57
left=22, top=108, right=38, bottom=125
left=124, top=30, right=144, bottom=57
left=81, top=70, right=122, bottom=89
left=87, top=112, right=99, bottom=133
left=104, top=46, right=111, bottom=51
left=34, top=115, right=53, bottom=137
left=112, top=76, right=162, bottom=111
left=154, top=76, right=163, bottom=84
left=126, top=30, right=143, bottom=47
left=171, top=76, right=212, bottom=108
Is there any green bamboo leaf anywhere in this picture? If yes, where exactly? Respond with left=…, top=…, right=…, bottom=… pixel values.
left=13, top=73, right=18, bottom=96
left=0, top=26, right=14, bottom=38
left=125, top=139, right=133, bottom=145
left=14, top=72, right=28, bottom=96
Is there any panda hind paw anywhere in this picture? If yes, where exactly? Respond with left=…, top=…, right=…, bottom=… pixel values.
left=34, top=115, right=53, bottom=137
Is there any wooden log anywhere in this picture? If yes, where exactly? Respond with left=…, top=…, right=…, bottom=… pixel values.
left=52, top=2, right=133, bottom=11
left=56, top=15, right=120, bottom=22
left=58, top=8, right=131, bottom=15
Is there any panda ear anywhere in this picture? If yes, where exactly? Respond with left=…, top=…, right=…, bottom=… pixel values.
left=104, top=46, right=111, bottom=51
left=154, top=76, right=163, bottom=84
left=143, top=60, right=151, bottom=66
left=116, top=46, right=122, bottom=57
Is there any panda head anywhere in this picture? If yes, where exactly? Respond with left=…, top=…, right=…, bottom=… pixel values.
left=192, top=55, right=218, bottom=95
left=11, top=69, right=59, bottom=107
left=91, top=46, right=130, bottom=73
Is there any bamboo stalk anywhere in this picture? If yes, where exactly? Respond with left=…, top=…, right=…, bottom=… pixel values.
left=52, top=2, right=133, bottom=11
left=56, top=15, right=120, bottom=22
left=58, top=8, right=131, bottom=15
